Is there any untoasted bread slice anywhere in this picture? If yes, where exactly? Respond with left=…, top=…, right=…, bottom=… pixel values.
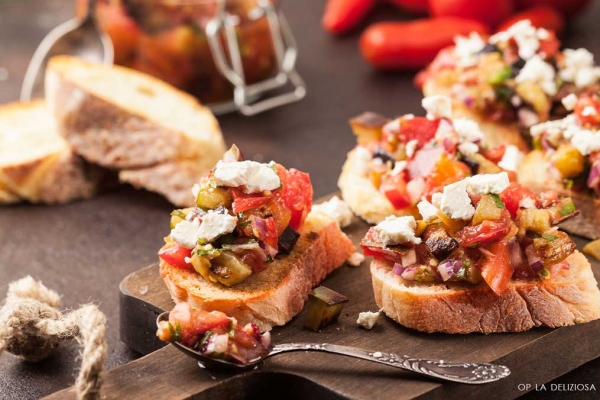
left=0, top=101, right=104, bottom=204
left=371, top=251, right=600, bottom=334
left=518, top=150, right=600, bottom=239
left=160, top=212, right=356, bottom=331
left=45, top=56, right=226, bottom=170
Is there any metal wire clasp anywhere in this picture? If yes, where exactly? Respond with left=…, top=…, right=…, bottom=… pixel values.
left=206, top=0, right=306, bottom=116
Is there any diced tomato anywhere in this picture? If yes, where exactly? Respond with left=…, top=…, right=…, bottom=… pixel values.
left=277, top=168, right=313, bottom=230
left=500, top=182, right=538, bottom=218
left=399, top=117, right=440, bottom=147
left=232, top=196, right=272, bottom=213
left=482, top=145, right=506, bottom=164
left=168, top=303, right=231, bottom=346
left=574, top=94, right=600, bottom=127
left=263, top=217, right=279, bottom=251
left=158, top=244, right=193, bottom=270
left=480, top=241, right=513, bottom=295
left=424, top=154, right=471, bottom=197
left=380, top=173, right=411, bottom=209
left=538, top=32, right=560, bottom=58
left=456, top=217, right=511, bottom=247
left=191, top=310, right=231, bottom=335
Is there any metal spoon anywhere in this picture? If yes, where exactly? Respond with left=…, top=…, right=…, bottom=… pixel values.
left=20, top=0, right=113, bottom=101
left=157, top=312, right=510, bottom=384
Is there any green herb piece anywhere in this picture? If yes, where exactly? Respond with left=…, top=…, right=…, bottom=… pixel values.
left=558, top=201, right=575, bottom=216
left=455, top=265, right=468, bottom=281
left=265, top=254, right=274, bottom=263
left=542, top=233, right=558, bottom=242
left=170, top=210, right=187, bottom=219
left=527, top=231, right=542, bottom=238
left=198, top=238, right=207, bottom=245
left=463, top=259, right=472, bottom=267
left=239, top=220, right=251, bottom=228
left=168, top=322, right=182, bottom=342
left=228, top=319, right=236, bottom=338
left=195, top=247, right=220, bottom=257
left=488, top=66, right=512, bottom=85
left=468, top=242, right=481, bottom=248
left=565, top=179, right=574, bottom=190
left=539, top=268, right=550, bottom=279
left=495, top=85, right=513, bottom=103
left=490, top=193, right=506, bottom=209
left=200, top=331, right=213, bottom=348
left=532, top=138, right=542, bottom=151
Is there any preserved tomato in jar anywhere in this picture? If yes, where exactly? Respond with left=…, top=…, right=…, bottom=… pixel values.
left=76, top=0, right=278, bottom=106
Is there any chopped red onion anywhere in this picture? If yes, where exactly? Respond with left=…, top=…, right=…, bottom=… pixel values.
left=392, top=263, right=405, bottom=276
left=251, top=216, right=268, bottom=238
left=204, top=333, right=229, bottom=355
left=400, top=265, right=418, bottom=281
left=525, top=245, right=543, bottom=272
left=508, top=239, right=524, bottom=268
left=587, top=162, right=600, bottom=195
left=437, top=259, right=462, bottom=281
left=400, top=248, right=417, bottom=267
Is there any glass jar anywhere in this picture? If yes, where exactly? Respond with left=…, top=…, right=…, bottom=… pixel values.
left=76, top=0, right=305, bottom=114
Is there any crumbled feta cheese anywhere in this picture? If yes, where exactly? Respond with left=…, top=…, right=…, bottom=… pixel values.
left=312, top=196, right=354, bottom=228
left=490, top=20, right=543, bottom=60
left=440, top=180, right=475, bottom=220
left=559, top=48, right=600, bottom=88
left=191, top=183, right=200, bottom=200
left=498, top=145, right=523, bottom=172
left=431, top=193, right=443, bottom=208
left=434, top=118, right=455, bottom=142
left=213, top=160, right=280, bottom=193
left=353, top=146, right=372, bottom=174
left=417, top=200, right=439, bottom=222
left=519, top=197, right=536, bottom=209
left=561, top=94, right=578, bottom=111
left=374, top=216, right=421, bottom=246
left=391, top=160, right=407, bottom=176
left=511, top=95, right=523, bottom=107
left=571, top=129, right=600, bottom=156
left=530, top=114, right=577, bottom=138
left=515, top=55, right=557, bottom=95
left=382, top=118, right=400, bottom=136
left=404, top=114, right=415, bottom=120
left=453, top=118, right=484, bottom=143
left=518, top=108, right=540, bottom=128
left=406, top=140, right=419, bottom=158
left=453, top=32, right=485, bottom=67
left=458, top=141, right=479, bottom=156
left=465, top=172, right=510, bottom=195
left=357, top=311, right=380, bottom=330
left=582, top=106, right=597, bottom=116
left=170, top=220, right=201, bottom=249
left=422, top=95, right=452, bottom=119
left=347, top=252, right=365, bottom=267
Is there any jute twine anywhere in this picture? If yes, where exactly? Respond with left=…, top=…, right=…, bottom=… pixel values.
left=0, top=276, right=107, bottom=400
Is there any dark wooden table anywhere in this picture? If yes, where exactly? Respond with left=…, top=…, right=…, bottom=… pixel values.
left=0, top=0, right=599, bottom=398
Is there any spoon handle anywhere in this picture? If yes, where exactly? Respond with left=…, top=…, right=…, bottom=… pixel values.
left=269, top=343, right=510, bottom=384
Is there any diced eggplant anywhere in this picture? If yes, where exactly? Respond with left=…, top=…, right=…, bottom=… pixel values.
left=423, top=223, right=459, bottom=260
left=209, top=252, right=252, bottom=287
left=349, top=112, right=388, bottom=145
left=472, top=194, right=503, bottom=226
left=304, top=286, right=348, bottom=332
left=461, top=156, right=480, bottom=175
left=278, top=226, right=300, bottom=255
left=533, top=231, right=576, bottom=267
left=196, top=186, right=232, bottom=210
left=518, top=208, right=552, bottom=234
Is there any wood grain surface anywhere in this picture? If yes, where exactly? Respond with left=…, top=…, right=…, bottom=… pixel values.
left=45, top=213, right=600, bottom=400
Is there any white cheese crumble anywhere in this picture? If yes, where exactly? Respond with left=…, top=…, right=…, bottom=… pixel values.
left=571, top=129, right=600, bottom=156
left=213, top=160, right=280, bottom=193
left=453, top=118, right=484, bottom=143
left=374, top=216, right=421, bottom=246
left=562, top=93, right=578, bottom=111
left=453, top=32, right=485, bottom=67
left=347, top=252, right=365, bottom=267
left=422, top=95, right=452, bottom=119
left=391, top=160, right=407, bottom=176
left=458, top=141, right=479, bottom=156
left=170, top=219, right=201, bottom=249
left=311, top=196, right=354, bottom=228
left=434, top=118, right=455, bottom=142
left=356, top=311, right=380, bottom=330
left=417, top=200, right=439, bottom=222
left=498, top=145, right=523, bottom=172
left=431, top=192, right=443, bottom=209
left=170, top=210, right=237, bottom=248
left=515, top=55, right=557, bottom=96
left=405, top=140, right=419, bottom=158
left=559, top=48, right=600, bottom=88
left=530, top=114, right=577, bottom=138
left=519, top=197, right=536, bottom=209
left=465, top=172, right=510, bottom=195
left=382, top=118, right=400, bottom=136
left=352, top=146, right=372, bottom=174
left=440, top=180, right=475, bottom=220
left=582, top=106, right=597, bottom=116
left=490, top=20, right=545, bottom=60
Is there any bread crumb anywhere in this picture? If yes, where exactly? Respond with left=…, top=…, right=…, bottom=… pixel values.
left=357, top=311, right=380, bottom=329
left=347, top=252, right=365, bottom=267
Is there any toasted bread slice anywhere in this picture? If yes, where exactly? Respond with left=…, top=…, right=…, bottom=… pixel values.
left=119, top=160, right=212, bottom=207
left=338, top=148, right=414, bottom=224
left=422, top=79, right=529, bottom=152
left=371, top=251, right=600, bottom=334
left=45, top=56, right=226, bottom=170
left=0, top=101, right=104, bottom=204
left=160, top=212, right=356, bottom=331
left=518, top=150, right=600, bottom=239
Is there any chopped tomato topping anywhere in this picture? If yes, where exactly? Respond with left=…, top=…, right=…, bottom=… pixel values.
left=159, top=244, right=193, bottom=270
left=538, top=32, right=560, bottom=58
left=399, top=117, right=440, bottom=147
left=424, top=154, right=471, bottom=197
left=456, top=213, right=511, bottom=247
left=480, top=241, right=513, bottom=295
left=380, top=173, right=411, bottom=209
left=500, top=182, right=538, bottom=218
left=232, top=196, right=272, bottom=213
left=482, top=145, right=506, bottom=164
left=574, top=94, right=600, bottom=127
left=277, top=167, right=313, bottom=230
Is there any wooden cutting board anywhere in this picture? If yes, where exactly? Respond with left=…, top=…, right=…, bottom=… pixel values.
left=45, top=215, right=600, bottom=400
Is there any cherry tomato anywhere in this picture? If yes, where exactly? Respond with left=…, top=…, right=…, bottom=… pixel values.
left=574, top=94, right=600, bottom=127
left=456, top=216, right=511, bottom=247
left=359, top=17, right=489, bottom=70
left=482, top=145, right=506, bottom=164
left=480, top=240, right=513, bottom=295
left=400, top=117, right=440, bottom=147
left=380, top=173, right=412, bottom=209
left=158, top=244, right=193, bottom=270
left=497, top=6, right=565, bottom=36
left=500, top=183, right=538, bottom=218
left=232, top=196, right=272, bottom=214
left=278, top=168, right=313, bottom=230
left=429, top=0, right=513, bottom=29
left=322, top=0, right=376, bottom=35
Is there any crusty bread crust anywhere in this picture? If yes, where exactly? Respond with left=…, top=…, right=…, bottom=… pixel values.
left=518, top=150, right=600, bottom=239
left=422, top=79, right=529, bottom=152
left=46, top=56, right=225, bottom=170
left=160, top=212, right=356, bottom=331
left=338, top=148, right=414, bottom=224
left=120, top=160, right=212, bottom=207
left=371, top=251, right=600, bottom=334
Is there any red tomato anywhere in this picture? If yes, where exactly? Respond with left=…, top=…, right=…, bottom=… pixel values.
left=278, top=168, right=313, bottom=230
left=574, top=94, right=600, bottom=127
left=482, top=145, right=506, bottom=164
left=497, top=6, right=565, bottom=36
left=500, top=182, right=538, bottom=218
left=456, top=218, right=511, bottom=247
left=322, top=0, right=376, bottom=35
left=158, top=244, right=193, bottom=270
left=424, top=154, right=471, bottom=197
left=480, top=241, right=513, bottom=295
left=359, top=17, right=489, bottom=70
left=263, top=217, right=279, bottom=251
left=430, top=0, right=514, bottom=29
left=232, top=196, right=272, bottom=214
left=538, top=30, right=560, bottom=58
left=400, top=117, right=441, bottom=147
left=386, top=0, right=429, bottom=15
left=191, top=310, right=231, bottom=335
left=516, top=0, right=591, bottom=18
left=380, top=173, right=412, bottom=209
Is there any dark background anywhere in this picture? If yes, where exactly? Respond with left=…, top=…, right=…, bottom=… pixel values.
left=0, top=0, right=599, bottom=398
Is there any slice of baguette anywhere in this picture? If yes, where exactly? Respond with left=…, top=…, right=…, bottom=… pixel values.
left=338, top=148, right=414, bottom=224
left=45, top=56, right=226, bottom=170
left=371, top=251, right=600, bottom=334
left=160, top=211, right=356, bottom=331
left=119, top=160, right=212, bottom=207
left=422, top=79, right=529, bottom=152
left=518, top=150, right=600, bottom=239
left=0, top=101, right=105, bottom=204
